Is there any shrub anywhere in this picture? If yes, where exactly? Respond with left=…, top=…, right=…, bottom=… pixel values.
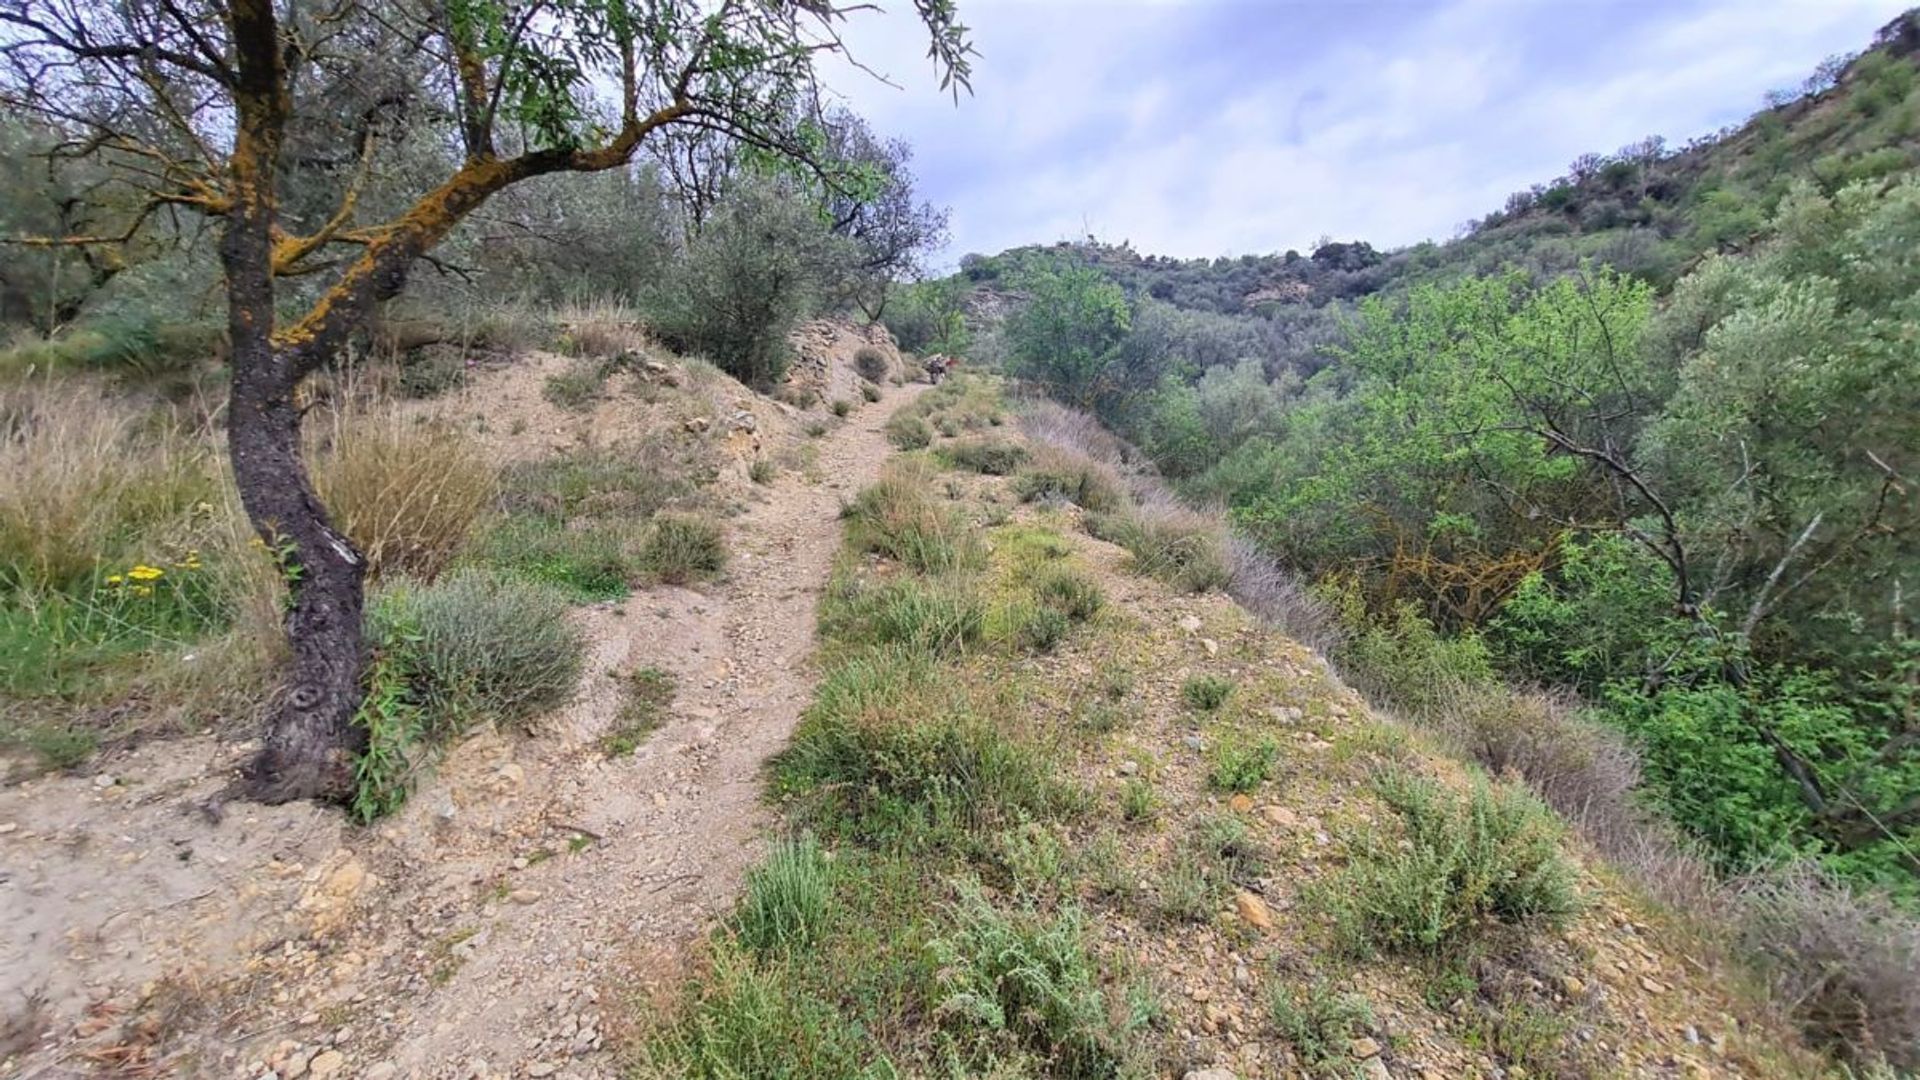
left=819, top=576, right=984, bottom=657
left=806, top=421, right=828, bottom=438
left=831, top=398, right=852, bottom=418
left=1087, top=499, right=1230, bottom=593
left=927, top=884, right=1144, bottom=1078
left=312, top=410, right=496, bottom=581
left=372, top=569, right=583, bottom=732
left=470, top=515, right=637, bottom=600
left=854, top=346, right=890, bottom=384
left=748, top=458, right=775, bottom=485
left=1034, top=568, right=1104, bottom=621
left=859, top=382, right=882, bottom=403
left=1207, top=734, right=1278, bottom=793
left=603, top=666, right=675, bottom=756
left=1320, top=771, right=1580, bottom=957
left=1734, top=866, right=1920, bottom=1072
left=1269, top=979, right=1376, bottom=1075
left=641, top=512, right=726, bottom=584
left=1181, top=674, right=1234, bottom=712
left=1014, top=603, right=1071, bottom=654
left=734, top=833, right=833, bottom=957
left=884, top=410, right=932, bottom=450
left=644, top=180, right=851, bottom=388
left=841, top=465, right=984, bottom=573
left=942, top=438, right=1028, bottom=476
left=1012, top=447, right=1123, bottom=513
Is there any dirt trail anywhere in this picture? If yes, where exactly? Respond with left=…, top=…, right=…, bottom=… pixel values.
left=0, top=375, right=923, bottom=1079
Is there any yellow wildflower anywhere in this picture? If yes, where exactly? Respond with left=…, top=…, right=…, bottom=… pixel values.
left=132, top=584, right=154, bottom=598
left=128, top=564, right=165, bottom=582
left=105, top=574, right=123, bottom=585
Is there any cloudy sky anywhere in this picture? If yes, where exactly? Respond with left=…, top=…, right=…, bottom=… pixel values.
left=823, top=0, right=1907, bottom=266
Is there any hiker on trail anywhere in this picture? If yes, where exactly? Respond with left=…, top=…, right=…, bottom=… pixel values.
left=925, top=354, right=955, bottom=383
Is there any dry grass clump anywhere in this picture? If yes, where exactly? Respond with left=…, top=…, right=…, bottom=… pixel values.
left=311, top=407, right=496, bottom=581
left=0, top=380, right=216, bottom=593
left=1086, top=494, right=1231, bottom=594
left=1012, top=444, right=1124, bottom=513
left=1733, top=865, right=1920, bottom=1072
left=841, top=460, right=984, bottom=574
left=1016, top=398, right=1135, bottom=470
left=555, top=298, right=649, bottom=358
left=1222, top=533, right=1343, bottom=654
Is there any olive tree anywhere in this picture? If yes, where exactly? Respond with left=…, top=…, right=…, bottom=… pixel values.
left=0, top=0, right=970, bottom=804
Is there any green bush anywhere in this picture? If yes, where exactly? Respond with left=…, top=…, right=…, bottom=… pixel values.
left=854, top=346, right=891, bottom=384
left=941, top=438, right=1028, bottom=475
left=370, top=569, right=583, bottom=732
left=734, top=833, right=833, bottom=956
left=831, top=398, right=853, bottom=418
left=884, top=410, right=932, bottom=450
left=1207, top=733, right=1278, bottom=793
left=1181, top=674, right=1234, bottom=711
left=1320, top=771, right=1580, bottom=957
left=641, top=512, right=727, bottom=584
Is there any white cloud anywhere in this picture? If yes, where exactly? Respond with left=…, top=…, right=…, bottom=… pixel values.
left=823, top=0, right=1906, bottom=264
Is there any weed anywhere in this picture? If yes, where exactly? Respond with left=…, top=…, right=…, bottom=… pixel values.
left=1012, top=448, right=1123, bottom=514
left=500, top=439, right=704, bottom=521
left=1208, top=733, right=1279, bottom=794
left=1158, top=854, right=1227, bottom=924
left=806, top=421, right=829, bottom=438
left=749, top=458, right=776, bottom=485
left=641, top=512, right=726, bottom=584
left=859, top=382, right=882, bottom=403
left=314, top=411, right=496, bottom=581
left=820, top=575, right=986, bottom=657
left=349, top=646, right=427, bottom=822
left=603, top=667, right=676, bottom=756
left=841, top=465, right=984, bottom=573
left=1121, top=777, right=1158, bottom=823
left=542, top=356, right=609, bottom=411
left=1182, top=674, right=1234, bottom=712
left=941, top=438, right=1028, bottom=476
left=470, top=515, right=637, bottom=600
left=1034, top=568, right=1104, bottom=621
left=1269, top=978, right=1376, bottom=1075
left=1014, top=603, right=1071, bottom=654
left=21, top=724, right=98, bottom=770
left=734, top=833, right=833, bottom=956
left=928, top=883, right=1146, bottom=1078
left=1087, top=501, right=1231, bottom=593
left=831, top=399, right=853, bottom=418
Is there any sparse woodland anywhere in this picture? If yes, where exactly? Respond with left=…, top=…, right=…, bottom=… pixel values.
left=3, top=2, right=1919, bottom=1077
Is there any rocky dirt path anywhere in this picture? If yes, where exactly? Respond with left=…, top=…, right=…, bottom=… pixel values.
left=0, top=380, right=921, bottom=1080
left=344, top=381, right=927, bottom=1080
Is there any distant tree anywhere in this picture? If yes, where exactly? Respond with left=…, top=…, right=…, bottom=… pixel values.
left=1004, top=261, right=1130, bottom=411
left=0, top=0, right=972, bottom=805
left=813, top=109, right=949, bottom=319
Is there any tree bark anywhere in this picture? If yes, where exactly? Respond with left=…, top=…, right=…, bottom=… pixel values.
left=227, top=344, right=369, bottom=804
